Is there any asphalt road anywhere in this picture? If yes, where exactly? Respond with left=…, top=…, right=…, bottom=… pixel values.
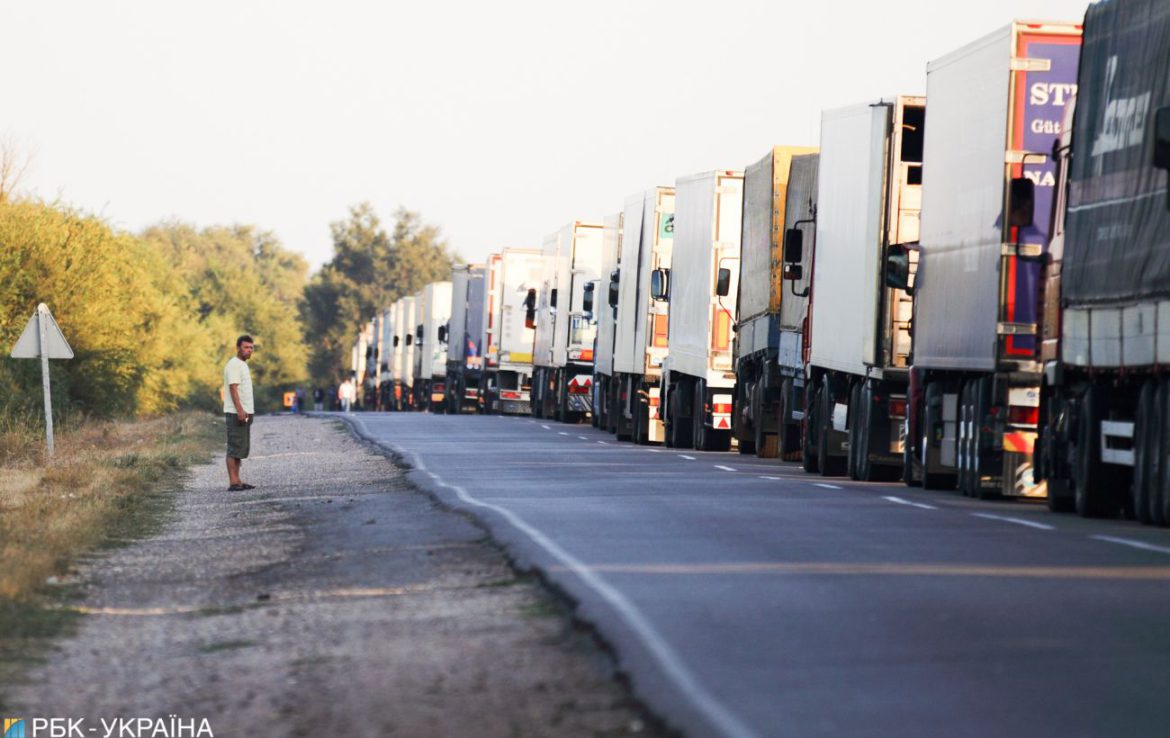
left=344, top=411, right=1170, bottom=738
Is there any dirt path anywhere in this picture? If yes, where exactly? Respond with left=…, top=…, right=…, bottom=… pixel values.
left=8, top=415, right=662, bottom=737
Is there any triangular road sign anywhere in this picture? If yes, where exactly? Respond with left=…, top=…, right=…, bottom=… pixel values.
left=10, top=303, right=74, bottom=359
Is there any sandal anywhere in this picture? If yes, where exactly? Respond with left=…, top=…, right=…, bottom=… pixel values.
left=239, top=482, right=256, bottom=489
left=228, top=483, right=248, bottom=491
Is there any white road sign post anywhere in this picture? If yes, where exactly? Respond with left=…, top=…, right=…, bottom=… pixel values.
left=10, top=303, right=74, bottom=456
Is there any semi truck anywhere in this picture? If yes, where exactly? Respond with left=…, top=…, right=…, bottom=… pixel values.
left=732, top=147, right=819, bottom=458
left=531, top=221, right=604, bottom=422
left=1038, top=0, right=1170, bottom=521
left=659, top=169, right=744, bottom=451
left=445, top=264, right=486, bottom=414
left=412, top=281, right=453, bottom=411
left=903, top=22, right=1081, bottom=496
left=607, top=186, right=675, bottom=444
left=592, top=213, right=622, bottom=432
left=377, top=306, right=395, bottom=410
left=395, top=295, right=417, bottom=410
left=481, top=248, right=542, bottom=415
left=792, top=96, right=925, bottom=478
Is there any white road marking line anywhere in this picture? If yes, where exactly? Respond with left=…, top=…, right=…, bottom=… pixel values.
left=597, top=441, right=609, bottom=445
left=1092, top=535, right=1170, bottom=556
left=359, top=418, right=757, bottom=738
left=714, top=465, right=737, bottom=472
left=971, top=513, right=1054, bottom=531
left=559, top=432, right=569, bottom=436
left=678, top=454, right=696, bottom=460
left=759, top=475, right=782, bottom=481
left=815, top=483, right=843, bottom=490
left=541, top=424, right=551, bottom=430
left=881, top=495, right=937, bottom=510
left=647, top=449, right=663, bottom=453
left=578, top=436, right=588, bottom=440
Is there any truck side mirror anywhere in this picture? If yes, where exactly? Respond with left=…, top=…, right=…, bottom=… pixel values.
left=715, top=267, right=731, bottom=297
left=1008, top=177, right=1035, bottom=228
left=438, top=325, right=448, bottom=343
left=608, top=280, right=619, bottom=308
left=415, top=325, right=423, bottom=342
left=582, top=282, right=595, bottom=319
left=885, top=243, right=914, bottom=294
left=784, top=228, right=804, bottom=265
left=650, top=268, right=670, bottom=302
left=550, top=288, right=558, bottom=309
left=393, top=336, right=400, bottom=347
left=405, top=334, right=413, bottom=346
left=1154, top=106, right=1170, bottom=169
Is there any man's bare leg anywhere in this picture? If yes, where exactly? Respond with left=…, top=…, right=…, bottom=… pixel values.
left=226, top=456, right=242, bottom=486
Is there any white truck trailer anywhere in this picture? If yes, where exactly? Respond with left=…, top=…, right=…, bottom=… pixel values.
left=658, top=170, right=744, bottom=451
left=905, top=22, right=1081, bottom=495
left=445, top=264, right=486, bottom=414
left=412, top=281, right=453, bottom=411
left=377, top=306, right=395, bottom=410
left=794, top=96, right=925, bottom=478
left=531, top=221, right=604, bottom=422
left=606, top=186, right=675, bottom=444
left=591, top=213, right=622, bottom=432
left=395, top=295, right=417, bottom=411
left=482, top=248, right=543, bottom=415
left=733, top=147, right=819, bottom=458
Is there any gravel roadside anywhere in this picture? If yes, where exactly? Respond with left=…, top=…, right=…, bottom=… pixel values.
left=7, top=415, right=664, bottom=737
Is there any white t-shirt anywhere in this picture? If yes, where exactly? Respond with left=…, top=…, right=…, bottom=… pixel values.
left=223, top=356, right=254, bottom=414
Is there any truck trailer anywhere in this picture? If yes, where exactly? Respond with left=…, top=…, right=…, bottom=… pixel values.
left=795, top=96, right=925, bottom=478
left=1038, top=0, right=1170, bottom=521
left=733, top=147, right=819, bottom=458
left=607, top=186, right=675, bottom=444
left=412, top=281, right=453, bottom=411
left=531, top=221, right=604, bottom=422
left=445, top=264, right=486, bottom=414
left=659, top=169, right=744, bottom=451
left=395, top=296, right=417, bottom=410
left=481, top=249, right=542, bottom=415
left=905, top=21, right=1081, bottom=496
left=592, top=213, right=622, bottom=432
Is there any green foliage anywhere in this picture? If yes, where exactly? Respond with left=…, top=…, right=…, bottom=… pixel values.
left=0, top=199, right=310, bottom=418
left=302, top=204, right=457, bottom=384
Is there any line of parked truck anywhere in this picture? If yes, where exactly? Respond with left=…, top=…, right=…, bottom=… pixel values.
left=351, top=0, right=1170, bottom=527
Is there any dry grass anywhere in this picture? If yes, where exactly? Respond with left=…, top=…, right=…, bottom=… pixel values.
left=0, top=411, right=221, bottom=601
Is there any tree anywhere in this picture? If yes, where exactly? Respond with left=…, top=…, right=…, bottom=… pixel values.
left=302, top=204, right=456, bottom=385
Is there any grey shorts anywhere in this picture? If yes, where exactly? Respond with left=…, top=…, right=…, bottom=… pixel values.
left=225, top=413, right=253, bottom=459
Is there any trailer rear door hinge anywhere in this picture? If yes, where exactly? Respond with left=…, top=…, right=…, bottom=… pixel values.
left=1005, top=150, right=1048, bottom=165
left=997, top=322, right=1037, bottom=336
left=1001, top=243, right=1044, bottom=257
left=1010, top=57, right=1052, bottom=72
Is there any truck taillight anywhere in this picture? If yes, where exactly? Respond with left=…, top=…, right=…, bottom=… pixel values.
left=712, top=402, right=732, bottom=414
left=501, top=390, right=521, bottom=400
left=433, top=383, right=445, bottom=394
left=888, top=398, right=907, bottom=418
left=1009, top=405, right=1039, bottom=425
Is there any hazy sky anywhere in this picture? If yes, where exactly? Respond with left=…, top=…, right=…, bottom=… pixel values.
left=5, top=0, right=1091, bottom=270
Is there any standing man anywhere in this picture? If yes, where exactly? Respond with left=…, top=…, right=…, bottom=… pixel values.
left=224, top=335, right=256, bottom=491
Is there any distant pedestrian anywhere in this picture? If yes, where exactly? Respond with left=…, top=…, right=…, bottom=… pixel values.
left=295, top=386, right=305, bottom=413
left=313, top=386, right=325, bottom=412
left=339, top=378, right=355, bottom=413
left=224, top=335, right=256, bottom=492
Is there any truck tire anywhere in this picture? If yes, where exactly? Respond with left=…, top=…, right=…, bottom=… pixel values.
left=777, top=379, right=799, bottom=460
left=1042, top=388, right=1075, bottom=512
left=669, top=380, right=694, bottom=449
left=802, top=385, right=820, bottom=473
left=847, top=383, right=861, bottom=480
left=1133, top=381, right=1159, bottom=525
left=1156, top=380, right=1170, bottom=526
left=818, top=377, right=845, bottom=477
left=694, top=380, right=713, bottom=451
left=1073, top=385, right=1120, bottom=518
left=856, top=383, right=876, bottom=482
left=922, top=382, right=957, bottom=490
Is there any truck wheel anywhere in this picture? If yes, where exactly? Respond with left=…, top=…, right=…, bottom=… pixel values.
left=957, top=382, right=972, bottom=496
left=669, top=380, right=694, bottom=449
left=777, top=380, right=798, bottom=460
left=857, top=383, right=876, bottom=482
left=847, top=383, right=861, bottom=480
left=802, top=385, right=820, bottom=473
left=902, top=434, right=921, bottom=487
left=922, top=382, right=957, bottom=490
left=1156, top=380, right=1170, bottom=526
left=1073, top=385, right=1119, bottom=518
left=818, top=378, right=845, bottom=476
left=1133, top=381, right=1158, bottom=525
left=694, top=380, right=712, bottom=451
